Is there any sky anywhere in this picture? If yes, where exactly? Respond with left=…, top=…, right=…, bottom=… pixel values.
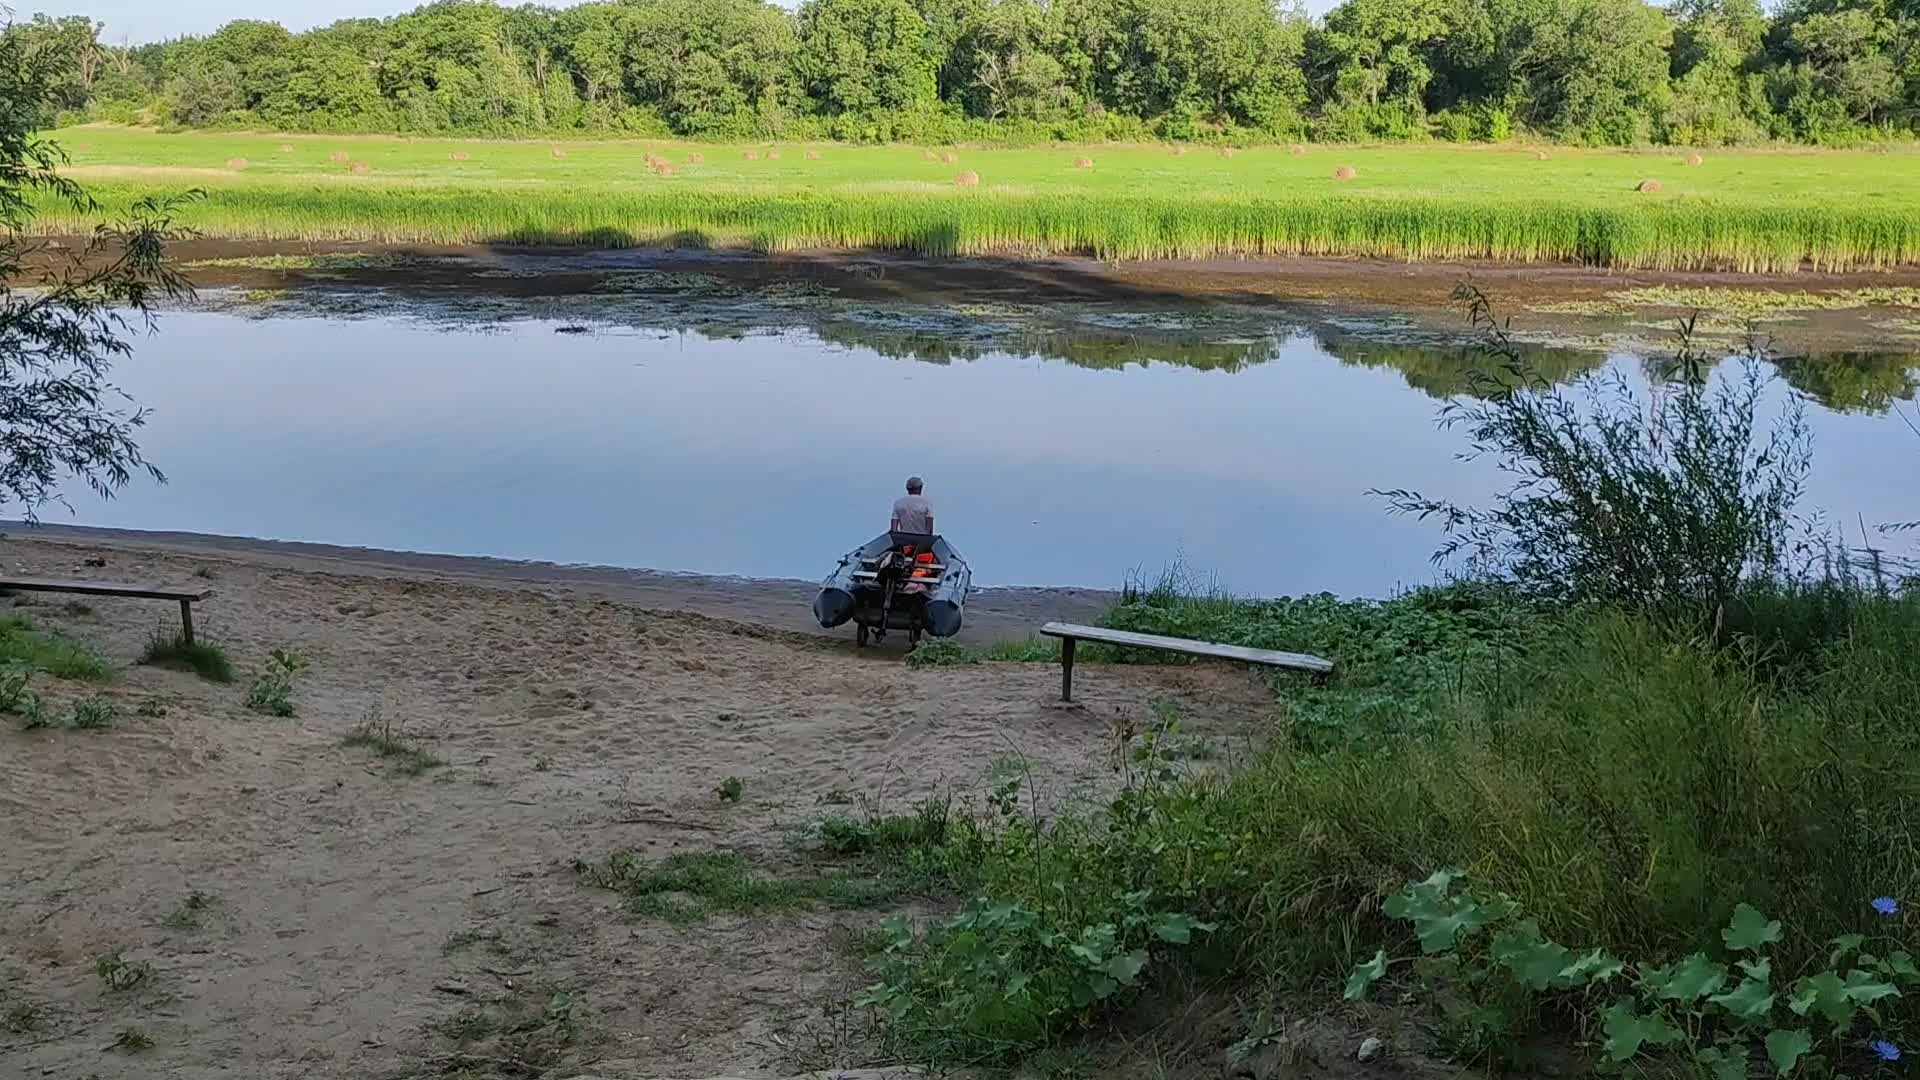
left=11, top=1, right=580, bottom=43
left=10, top=0, right=1341, bottom=46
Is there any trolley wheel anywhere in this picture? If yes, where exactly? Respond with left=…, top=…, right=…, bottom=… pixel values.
left=855, top=624, right=870, bottom=648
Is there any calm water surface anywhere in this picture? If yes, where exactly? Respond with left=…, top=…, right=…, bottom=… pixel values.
left=51, top=302, right=1920, bottom=598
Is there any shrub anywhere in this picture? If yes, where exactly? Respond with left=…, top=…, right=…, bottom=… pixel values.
left=1377, top=286, right=1812, bottom=620
left=244, top=648, right=306, bottom=717
left=141, top=628, right=234, bottom=683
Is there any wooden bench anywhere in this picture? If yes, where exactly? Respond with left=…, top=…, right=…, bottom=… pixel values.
left=1040, top=621, right=1334, bottom=702
left=0, top=578, right=213, bottom=644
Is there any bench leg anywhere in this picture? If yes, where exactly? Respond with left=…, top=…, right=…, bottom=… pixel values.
left=1060, top=638, right=1076, bottom=702
left=179, top=600, right=195, bottom=647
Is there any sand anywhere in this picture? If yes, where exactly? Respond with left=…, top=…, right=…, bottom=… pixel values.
left=0, top=532, right=1275, bottom=1079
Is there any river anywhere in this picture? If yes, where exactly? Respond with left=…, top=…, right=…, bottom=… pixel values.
left=43, top=275, right=1920, bottom=598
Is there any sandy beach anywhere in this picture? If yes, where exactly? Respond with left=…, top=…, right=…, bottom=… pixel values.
left=0, top=528, right=1273, bottom=1079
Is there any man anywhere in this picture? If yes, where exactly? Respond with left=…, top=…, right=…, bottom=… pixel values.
left=891, top=476, right=934, bottom=535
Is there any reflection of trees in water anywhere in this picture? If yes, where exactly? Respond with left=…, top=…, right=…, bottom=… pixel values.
left=244, top=284, right=1919, bottom=412
left=1770, top=355, right=1920, bottom=414
left=807, top=318, right=1285, bottom=371
left=1319, top=337, right=1607, bottom=399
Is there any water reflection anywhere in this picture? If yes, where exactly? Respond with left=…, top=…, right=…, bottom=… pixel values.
left=205, top=279, right=1920, bottom=414
left=51, top=295, right=1919, bottom=598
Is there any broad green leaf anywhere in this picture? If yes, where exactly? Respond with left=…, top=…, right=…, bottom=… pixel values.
left=1561, top=948, right=1626, bottom=985
left=1710, top=977, right=1777, bottom=1023
left=1697, top=1046, right=1750, bottom=1080
left=1345, top=950, right=1388, bottom=1001
left=1149, top=912, right=1214, bottom=944
left=1103, top=949, right=1147, bottom=985
left=1724, top=904, right=1783, bottom=953
left=1886, top=951, right=1920, bottom=979
left=1639, top=961, right=1677, bottom=997
left=1789, top=972, right=1854, bottom=1025
left=1004, top=971, right=1031, bottom=997
left=1408, top=894, right=1497, bottom=954
left=1841, top=969, right=1900, bottom=1006
left=1662, top=953, right=1730, bottom=1004
left=1765, top=1028, right=1813, bottom=1076
left=1739, top=958, right=1773, bottom=982
left=1493, top=922, right=1575, bottom=990
left=1383, top=869, right=1464, bottom=923
left=1830, top=934, right=1866, bottom=968
left=1602, top=999, right=1684, bottom=1062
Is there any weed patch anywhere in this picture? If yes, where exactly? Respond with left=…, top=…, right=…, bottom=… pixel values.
left=577, top=807, right=975, bottom=928
left=161, top=892, right=213, bottom=930
left=342, top=708, right=444, bottom=775
left=3, top=1001, right=39, bottom=1033
left=904, top=639, right=977, bottom=668
left=714, top=775, right=744, bottom=803
left=95, top=950, right=151, bottom=991
left=141, top=628, right=235, bottom=683
left=0, top=617, right=108, bottom=681
left=431, top=986, right=587, bottom=1073
left=110, top=1025, right=154, bottom=1052
left=244, top=648, right=306, bottom=717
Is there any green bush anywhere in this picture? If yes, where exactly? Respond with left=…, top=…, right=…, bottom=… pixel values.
left=140, top=628, right=234, bottom=683
left=1378, top=286, right=1813, bottom=619
left=243, top=648, right=306, bottom=717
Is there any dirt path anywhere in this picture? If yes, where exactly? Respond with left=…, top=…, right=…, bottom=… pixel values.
left=0, top=534, right=1273, bottom=1079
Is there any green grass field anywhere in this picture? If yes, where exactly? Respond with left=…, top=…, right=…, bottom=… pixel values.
left=33, top=126, right=1920, bottom=271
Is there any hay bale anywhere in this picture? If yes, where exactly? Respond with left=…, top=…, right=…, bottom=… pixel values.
left=225, top=158, right=250, bottom=171
left=688, top=152, right=705, bottom=165
left=954, top=170, right=980, bottom=188
left=1073, top=156, right=1094, bottom=169
left=1333, top=165, right=1357, bottom=181
left=1535, top=149, right=1550, bottom=161
left=449, top=152, right=471, bottom=162
left=328, top=151, right=351, bottom=163
left=1221, top=147, right=1240, bottom=158
left=1289, top=143, right=1307, bottom=155
left=805, top=149, right=821, bottom=160
left=1686, top=152, right=1704, bottom=167
left=1636, top=178, right=1662, bottom=193
left=652, top=162, right=675, bottom=177
left=1171, top=145, right=1190, bottom=156
left=767, top=149, right=782, bottom=160
left=745, top=149, right=761, bottom=161
left=350, top=162, right=372, bottom=175
left=943, top=151, right=959, bottom=164
left=550, top=146, right=568, bottom=159
left=277, top=144, right=293, bottom=154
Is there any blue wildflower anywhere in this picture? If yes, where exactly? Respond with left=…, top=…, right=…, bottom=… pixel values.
left=1873, top=897, right=1900, bottom=917
left=1871, top=1039, right=1901, bottom=1063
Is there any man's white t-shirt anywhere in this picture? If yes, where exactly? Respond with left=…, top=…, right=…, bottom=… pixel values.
left=892, top=494, right=933, bottom=534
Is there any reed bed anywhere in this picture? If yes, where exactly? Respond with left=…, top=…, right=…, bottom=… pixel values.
left=33, top=129, right=1920, bottom=271
left=33, top=182, right=1920, bottom=272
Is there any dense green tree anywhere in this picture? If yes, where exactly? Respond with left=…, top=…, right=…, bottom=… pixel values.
left=1, top=29, right=192, bottom=517
left=1666, top=0, right=1773, bottom=143
left=627, top=0, right=797, bottom=135
left=795, top=0, right=940, bottom=115
left=8, top=0, right=1920, bottom=143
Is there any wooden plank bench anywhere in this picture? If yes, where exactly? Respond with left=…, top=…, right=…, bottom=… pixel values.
left=1039, top=621, right=1334, bottom=702
left=0, top=577, right=213, bottom=644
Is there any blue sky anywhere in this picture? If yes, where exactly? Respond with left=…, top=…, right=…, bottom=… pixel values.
left=13, top=2, right=571, bottom=42
left=11, top=0, right=1338, bottom=46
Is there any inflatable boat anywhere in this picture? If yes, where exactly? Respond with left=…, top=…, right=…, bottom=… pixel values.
left=812, top=531, right=971, bottom=647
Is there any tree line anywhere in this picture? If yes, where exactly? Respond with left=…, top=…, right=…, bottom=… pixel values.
left=6, top=0, right=1918, bottom=146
